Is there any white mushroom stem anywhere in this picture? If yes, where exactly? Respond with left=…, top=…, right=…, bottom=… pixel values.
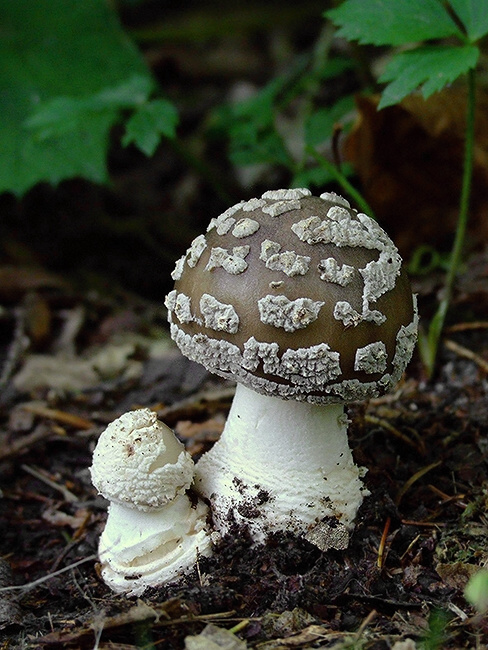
left=194, top=383, right=368, bottom=547
left=99, top=494, right=211, bottom=597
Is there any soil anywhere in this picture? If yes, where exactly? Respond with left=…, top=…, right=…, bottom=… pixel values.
left=1, top=3, right=488, bottom=648
left=1, top=234, right=488, bottom=650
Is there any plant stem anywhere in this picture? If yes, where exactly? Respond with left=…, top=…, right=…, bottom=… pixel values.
left=306, top=145, right=377, bottom=218
left=422, top=67, right=476, bottom=376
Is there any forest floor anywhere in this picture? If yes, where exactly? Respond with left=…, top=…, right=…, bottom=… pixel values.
left=0, top=244, right=487, bottom=649
left=1, top=2, right=488, bottom=648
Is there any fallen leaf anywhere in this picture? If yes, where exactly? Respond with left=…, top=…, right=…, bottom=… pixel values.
left=266, top=624, right=339, bottom=647
left=13, top=342, right=143, bottom=393
left=13, top=354, right=100, bottom=392
left=436, top=561, right=479, bottom=590
left=175, top=417, right=225, bottom=441
left=185, top=623, right=247, bottom=650
left=42, top=506, right=90, bottom=530
left=0, top=265, right=68, bottom=302
left=23, top=292, right=52, bottom=347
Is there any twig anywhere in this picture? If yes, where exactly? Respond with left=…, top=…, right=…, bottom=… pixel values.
left=50, top=525, right=92, bottom=574
left=365, top=414, right=422, bottom=452
left=444, top=338, right=488, bottom=373
left=446, top=321, right=488, bottom=333
left=377, top=517, right=391, bottom=569
left=0, top=425, right=54, bottom=461
left=395, top=461, right=442, bottom=506
left=22, top=403, right=96, bottom=430
left=0, top=307, right=28, bottom=388
left=355, top=609, right=377, bottom=640
left=428, top=484, right=467, bottom=506
left=21, top=463, right=79, bottom=502
left=0, top=554, right=97, bottom=593
left=400, top=534, right=421, bottom=560
left=401, top=520, right=445, bottom=528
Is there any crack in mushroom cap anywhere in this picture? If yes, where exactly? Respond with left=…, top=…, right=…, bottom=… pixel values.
left=167, top=190, right=417, bottom=403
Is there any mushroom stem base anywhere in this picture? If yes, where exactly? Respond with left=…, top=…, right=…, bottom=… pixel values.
left=194, top=383, right=368, bottom=546
left=99, top=496, right=212, bottom=596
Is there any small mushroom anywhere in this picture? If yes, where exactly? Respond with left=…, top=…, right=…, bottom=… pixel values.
left=90, top=408, right=212, bottom=596
left=165, top=189, right=417, bottom=549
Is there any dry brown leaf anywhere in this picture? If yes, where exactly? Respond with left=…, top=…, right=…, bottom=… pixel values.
left=185, top=623, right=247, bottom=649
left=33, top=599, right=181, bottom=645
left=343, top=88, right=488, bottom=257
left=175, top=417, right=225, bottom=441
left=436, top=561, right=479, bottom=590
left=23, top=292, right=52, bottom=347
left=266, top=624, right=342, bottom=647
left=42, top=506, right=90, bottom=530
left=0, top=265, right=68, bottom=302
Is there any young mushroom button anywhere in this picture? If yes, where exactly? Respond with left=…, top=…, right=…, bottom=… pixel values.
left=165, top=189, right=418, bottom=550
left=90, top=409, right=212, bottom=596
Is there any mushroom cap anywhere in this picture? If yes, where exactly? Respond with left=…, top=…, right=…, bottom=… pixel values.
left=90, top=408, right=194, bottom=511
left=166, top=189, right=417, bottom=404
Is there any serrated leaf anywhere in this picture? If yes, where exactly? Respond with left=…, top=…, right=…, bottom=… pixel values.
left=123, top=99, right=179, bottom=156
left=378, top=44, right=479, bottom=108
left=449, top=0, right=488, bottom=42
left=326, top=0, right=462, bottom=46
left=0, top=0, right=153, bottom=195
left=210, top=73, right=292, bottom=168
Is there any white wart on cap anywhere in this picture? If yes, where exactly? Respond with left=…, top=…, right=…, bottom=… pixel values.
left=165, top=189, right=417, bottom=546
left=166, top=188, right=417, bottom=403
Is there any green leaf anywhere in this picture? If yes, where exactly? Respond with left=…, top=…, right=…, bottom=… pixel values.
left=313, top=57, right=356, bottom=82
left=233, top=76, right=286, bottom=126
left=378, top=44, right=479, bottom=108
left=209, top=74, right=293, bottom=168
left=305, top=95, right=356, bottom=147
left=0, top=0, right=154, bottom=195
left=214, top=56, right=355, bottom=172
left=25, top=75, right=154, bottom=140
left=465, top=569, right=488, bottom=613
left=449, top=0, right=488, bottom=42
left=123, top=99, right=179, bottom=156
left=229, top=124, right=291, bottom=168
left=292, top=162, right=354, bottom=190
left=326, top=0, right=462, bottom=46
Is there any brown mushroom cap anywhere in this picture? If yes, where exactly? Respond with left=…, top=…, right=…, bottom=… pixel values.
left=166, top=189, right=417, bottom=403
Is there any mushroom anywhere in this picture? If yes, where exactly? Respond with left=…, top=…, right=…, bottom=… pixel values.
left=90, top=408, right=212, bottom=596
left=165, top=189, right=417, bottom=550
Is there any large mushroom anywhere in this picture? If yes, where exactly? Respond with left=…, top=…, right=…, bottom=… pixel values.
left=165, top=189, right=417, bottom=549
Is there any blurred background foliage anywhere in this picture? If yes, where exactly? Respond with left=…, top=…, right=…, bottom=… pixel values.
left=1, top=0, right=487, bottom=328
left=0, top=0, right=177, bottom=195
